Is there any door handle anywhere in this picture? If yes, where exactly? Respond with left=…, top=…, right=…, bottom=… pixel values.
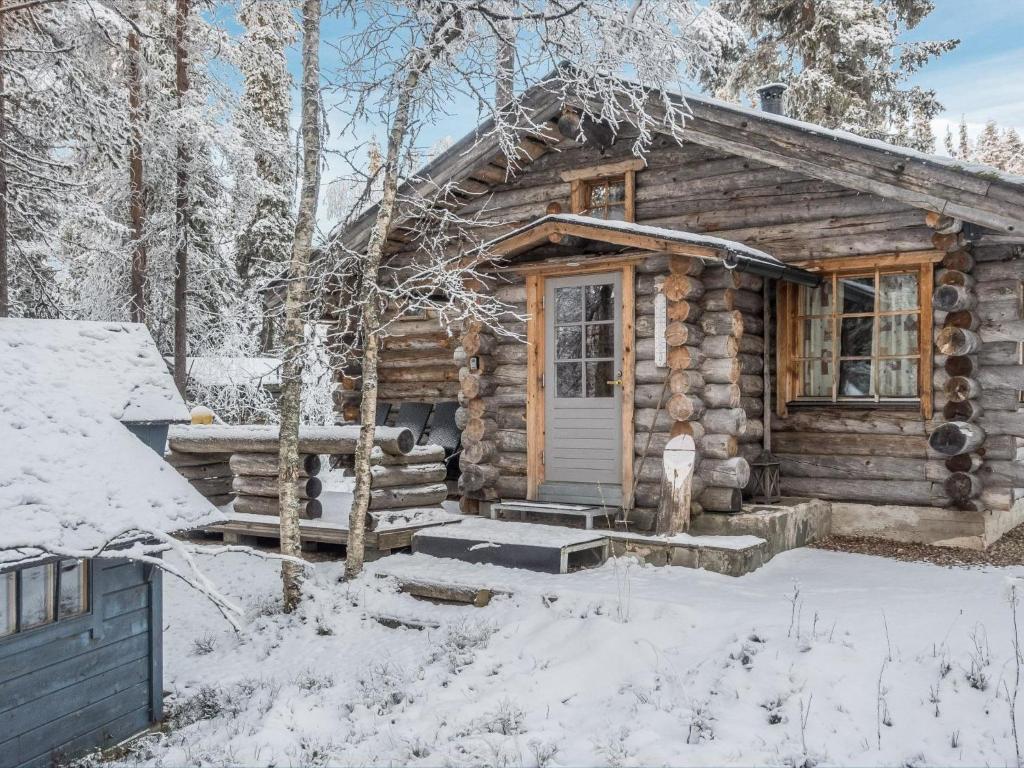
left=606, top=379, right=623, bottom=387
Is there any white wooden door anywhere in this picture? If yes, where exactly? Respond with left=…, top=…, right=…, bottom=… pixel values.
left=542, top=272, right=623, bottom=505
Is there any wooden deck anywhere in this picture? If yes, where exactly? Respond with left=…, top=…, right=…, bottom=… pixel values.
left=206, top=510, right=461, bottom=554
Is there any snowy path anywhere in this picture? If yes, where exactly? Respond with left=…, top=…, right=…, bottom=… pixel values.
left=127, top=547, right=1024, bottom=766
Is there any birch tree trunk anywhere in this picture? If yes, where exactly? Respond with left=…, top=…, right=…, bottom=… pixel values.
left=277, top=0, right=321, bottom=612
left=344, top=69, right=422, bottom=580
left=0, top=0, right=8, bottom=318
left=173, top=0, right=191, bottom=391
left=127, top=14, right=147, bottom=324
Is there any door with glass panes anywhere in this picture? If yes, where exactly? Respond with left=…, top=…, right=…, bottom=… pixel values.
left=542, top=272, right=623, bottom=504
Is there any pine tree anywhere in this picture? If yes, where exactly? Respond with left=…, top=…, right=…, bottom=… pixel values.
left=706, top=0, right=958, bottom=150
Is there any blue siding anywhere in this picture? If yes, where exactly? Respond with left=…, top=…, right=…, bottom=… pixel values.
left=124, top=423, right=170, bottom=456
left=0, top=558, right=162, bottom=768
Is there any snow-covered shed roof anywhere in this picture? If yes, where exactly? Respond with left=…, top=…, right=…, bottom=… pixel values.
left=0, top=319, right=221, bottom=567
left=485, top=214, right=819, bottom=285
left=335, top=74, right=1024, bottom=250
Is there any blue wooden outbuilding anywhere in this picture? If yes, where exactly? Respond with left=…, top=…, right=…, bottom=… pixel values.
left=0, top=319, right=220, bottom=768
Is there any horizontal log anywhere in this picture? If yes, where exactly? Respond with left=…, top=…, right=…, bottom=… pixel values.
left=634, top=384, right=673, bottom=409
left=701, top=407, right=747, bottom=436
left=944, top=375, right=981, bottom=403
left=496, top=429, right=527, bottom=453
left=703, top=383, right=741, bottom=408
left=667, top=393, right=705, bottom=421
left=168, top=425, right=415, bottom=455
left=701, top=357, right=741, bottom=384
left=175, top=462, right=231, bottom=480
left=942, top=310, right=979, bottom=330
left=462, top=330, right=496, bottom=356
left=701, top=311, right=744, bottom=337
left=232, top=475, right=322, bottom=500
left=164, top=451, right=223, bottom=468
left=978, top=460, right=1024, bottom=486
left=699, top=433, right=738, bottom=459
left=942, top=399, right=983, bottom=422
left=669, top=370, right=705, bottom=394
left=189, top=478, right=232, bottom=497
left=464, top=417, right=498, bottom=443
left=668, top=345, right=704, bottom=371
left=774, top=431, right=928, bottom=458
left=942, top=249, right=975, bottom=272
left=740, top=396, right=764, bottom=417
left=378, top=365, right=458, bottom=383
left=701, top=335, right=739, bottom=359
left=635, top=407, right=674, bottom=433
left=461, top=440, right=496, bottom=464
left=369, top=444, right=447, bottom=466
left=458, top=463, right=501, bottom=493
left=460, top=373, right=496, bottom=399
left=370, top=462, right=447, bottom=488
left=936, top=269, right=974, bottom=289
left=229, top=453, right=321, bottom=478
left=369, top=483, right=448, bottom=510
left=936, top=327, right=982, bottom=356
left=944, top=472, right=981, bottom=502
left=773, top=410, right=927, bottom=435
left=702, top=288, right=735, bottom=312
left=933, top=284, right=976, bottom=313
left=667, top=299, right=699, bottom=322
left=928, top=421, right=986, bottom=456
left=699, top=486, right=742, bottom=512
left=233, top=494, right=323, bottom=519
left=665, top=321, right=703, bottom=347
left=943, top=355, right=976, bottom=377
left=780, top=477, right=943, bottom=506
left=976, top=366, right=1024, bottom=391
left=776, top=453, right=943, bottom=482
left=945, top=453, right=982, bottom=473
left=662, top=274, right=704, bottom=302
left=496, top=475, right=527, bottom=499
left=497, top=452, right=528, bottom=474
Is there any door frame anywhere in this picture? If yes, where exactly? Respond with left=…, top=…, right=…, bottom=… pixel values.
left=525, top=260, right=636, bottom=507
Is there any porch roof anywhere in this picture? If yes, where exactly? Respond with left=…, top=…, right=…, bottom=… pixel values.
left=483, top=214, right=821, bottom=286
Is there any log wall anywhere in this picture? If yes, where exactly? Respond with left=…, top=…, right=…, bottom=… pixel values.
left=340, top=130, right=1024, bottom=516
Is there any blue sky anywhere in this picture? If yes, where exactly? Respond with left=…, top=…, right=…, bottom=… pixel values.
left=906, top=0, right=1024, bottom=140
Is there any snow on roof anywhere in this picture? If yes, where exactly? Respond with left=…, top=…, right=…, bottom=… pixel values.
left=495, top=213, right=788, bottom=266
left=0, top=319, right=221, bottom=566
left=184, top=356, right=282, bottom=387
left=0, top=319, right=190, bottom=424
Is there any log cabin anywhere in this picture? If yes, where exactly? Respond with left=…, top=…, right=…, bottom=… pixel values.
left=0, top=319, right=220, bottom=768
left=330, top=80, right=1024, bottom=550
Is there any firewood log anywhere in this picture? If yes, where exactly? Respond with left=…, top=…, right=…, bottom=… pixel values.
left=928, top=421, right=985, bottom=456
left=232, top=475, right=322, bottom=500
left=229, top=453, right=320, bottom=478
left=234, top=494, right=322, bottom=519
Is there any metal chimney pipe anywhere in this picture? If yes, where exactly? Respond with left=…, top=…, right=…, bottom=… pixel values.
left=755, top=83, right=787, bottom=116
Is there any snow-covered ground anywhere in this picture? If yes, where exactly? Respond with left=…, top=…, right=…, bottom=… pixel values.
left=117, top=547, right=1024, bottom=766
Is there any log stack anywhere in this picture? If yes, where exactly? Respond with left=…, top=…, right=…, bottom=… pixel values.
left=164, top=450, right=234, bottom=506
left=633, top=253, right=705, bottom=531
left=456, top=316, right=503, bottom=513
left=229, top=453, right=324, bottom=520
left=165, top=425, right=428, bottom=523
left=927, top=213, right=985, bottom=510
left=695, top=265, right=757, bottom=512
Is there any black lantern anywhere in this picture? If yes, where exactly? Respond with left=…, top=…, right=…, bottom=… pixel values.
left=750, top=449, right=781, bottom=503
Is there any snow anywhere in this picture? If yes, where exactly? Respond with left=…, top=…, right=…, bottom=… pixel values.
left=123, top=546, right=1024, bottom=766
left=182, top=356, right=282, bottom=387
left=0, top=318, right=190, bottom=425
left=417, top=517, right=605, bottom=547
left=0, top=318, right=220, bottom=566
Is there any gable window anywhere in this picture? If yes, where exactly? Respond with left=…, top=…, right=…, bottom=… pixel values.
left=579, top=176, right=628, bottom=221
left=560, top=159, right=643, bottom=223
left=777, top=257, right=935, bottom=416
left=0, top=559, right=89, bottom=639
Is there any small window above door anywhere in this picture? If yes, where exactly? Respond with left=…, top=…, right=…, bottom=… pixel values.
left=560, top=159, right=643, bottom=223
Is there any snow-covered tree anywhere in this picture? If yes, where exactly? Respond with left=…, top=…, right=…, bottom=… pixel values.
left=945, top=117, right=1024, bottom=175
left=706, top=0, right=958, bottom=151
left=235, top=0, right=297, bottom=352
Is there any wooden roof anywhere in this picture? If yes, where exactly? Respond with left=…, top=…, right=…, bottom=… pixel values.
left=484, top=214, right=820, bottom=285
left=335, top=78, right=1024, bottom=251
